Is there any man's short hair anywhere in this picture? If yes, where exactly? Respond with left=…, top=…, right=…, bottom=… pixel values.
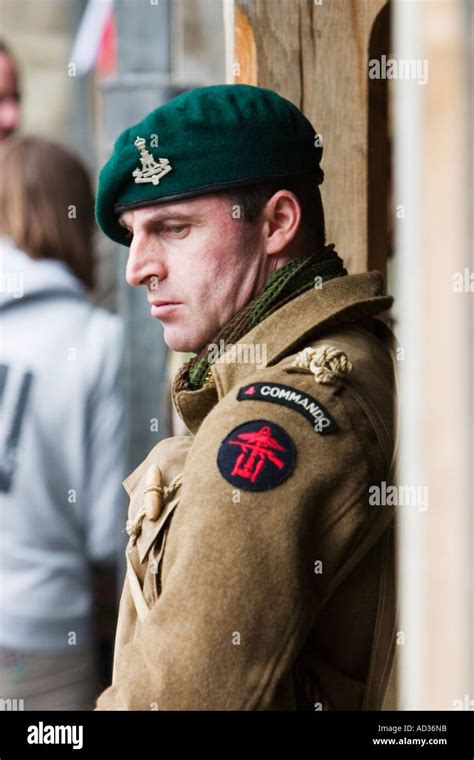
left=225, top=176, right=326, bottom=254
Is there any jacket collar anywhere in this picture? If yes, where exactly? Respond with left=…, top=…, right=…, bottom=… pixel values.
left=175, top=271, right=393, bottom=434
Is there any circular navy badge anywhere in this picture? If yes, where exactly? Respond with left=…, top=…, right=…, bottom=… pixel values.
left=217, top=418, right=296, bottom=492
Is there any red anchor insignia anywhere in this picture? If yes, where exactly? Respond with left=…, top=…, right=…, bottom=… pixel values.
left=228, top=424, right=286, bottom=483
left=217, top=419, right=296, bottom=492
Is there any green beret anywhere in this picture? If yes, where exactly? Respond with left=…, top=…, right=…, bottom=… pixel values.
left=96, top=84, right=324, bottom=247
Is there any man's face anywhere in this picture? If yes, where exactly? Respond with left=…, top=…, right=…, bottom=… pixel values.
left=0, top=53, right=20, bottom=141
left=121, top=195, right=268, bottom=353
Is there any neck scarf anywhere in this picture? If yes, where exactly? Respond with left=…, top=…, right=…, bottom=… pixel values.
left=173, top=244, right=347, bottom=394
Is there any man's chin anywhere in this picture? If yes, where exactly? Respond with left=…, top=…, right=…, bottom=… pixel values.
left=162, top=326, right=206, bottom=355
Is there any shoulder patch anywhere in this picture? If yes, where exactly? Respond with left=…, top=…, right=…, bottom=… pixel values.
left=237, top=382, right=338, bottom=435
left=217, top=419, right=296, bottom=492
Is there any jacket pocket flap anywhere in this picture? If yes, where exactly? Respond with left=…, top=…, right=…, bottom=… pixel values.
left=122, top=435, right=193, bottom=499
left=136, top=490, right=181, bottom=564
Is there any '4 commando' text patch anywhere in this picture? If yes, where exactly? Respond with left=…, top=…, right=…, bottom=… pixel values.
left=237, top=382, right=338, bottom=435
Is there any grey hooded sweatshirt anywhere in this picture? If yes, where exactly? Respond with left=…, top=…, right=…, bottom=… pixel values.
left=0, top=236, right=125, bottom=651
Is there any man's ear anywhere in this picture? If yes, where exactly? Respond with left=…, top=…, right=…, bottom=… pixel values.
left=263, top=190, right=302, bottom=255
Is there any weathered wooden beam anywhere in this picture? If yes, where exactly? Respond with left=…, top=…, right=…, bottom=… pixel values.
left=233, top=0, right=389, bottom=275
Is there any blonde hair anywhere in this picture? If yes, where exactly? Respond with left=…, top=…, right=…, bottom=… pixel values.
left=0, top=135, right=95, bottom=289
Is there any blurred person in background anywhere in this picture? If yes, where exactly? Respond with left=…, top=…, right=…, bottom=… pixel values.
left=0, top=39, right=21, bottom=141
left=0, top=135, right=125, bottom=710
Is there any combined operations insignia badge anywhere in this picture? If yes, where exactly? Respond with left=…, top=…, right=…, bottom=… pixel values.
left=217, top=419, right=296, bottom=492
left=132, top=136, right=173, bottom=185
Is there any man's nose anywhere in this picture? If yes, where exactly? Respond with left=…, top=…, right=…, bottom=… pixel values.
left=125, top=239, right=167, bottom=288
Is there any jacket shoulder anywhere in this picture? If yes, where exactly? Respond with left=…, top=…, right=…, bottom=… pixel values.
left=213, top=319, right=397, bottom=481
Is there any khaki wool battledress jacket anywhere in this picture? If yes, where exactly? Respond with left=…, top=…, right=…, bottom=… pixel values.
left=95, top=271, right=398, bottom=711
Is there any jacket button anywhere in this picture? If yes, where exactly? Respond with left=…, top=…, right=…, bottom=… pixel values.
left=144, top=464, right=163, bottom=521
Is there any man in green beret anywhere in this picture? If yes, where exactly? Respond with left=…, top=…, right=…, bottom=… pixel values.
left=95, top=84, right=397, bottom=711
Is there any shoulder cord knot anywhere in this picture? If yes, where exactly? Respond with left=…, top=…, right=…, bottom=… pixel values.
left=291, top=344, right=352, bottom=384
left=125, top=472, right=183, bottom=545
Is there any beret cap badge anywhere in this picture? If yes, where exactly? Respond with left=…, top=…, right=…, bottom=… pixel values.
left=132, top=136, right=173, bottom=186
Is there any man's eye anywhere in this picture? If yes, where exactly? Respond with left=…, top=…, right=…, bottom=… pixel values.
left=164, top=225, right=188, bottom=236
left=124, top=228, right=133, bottom=241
